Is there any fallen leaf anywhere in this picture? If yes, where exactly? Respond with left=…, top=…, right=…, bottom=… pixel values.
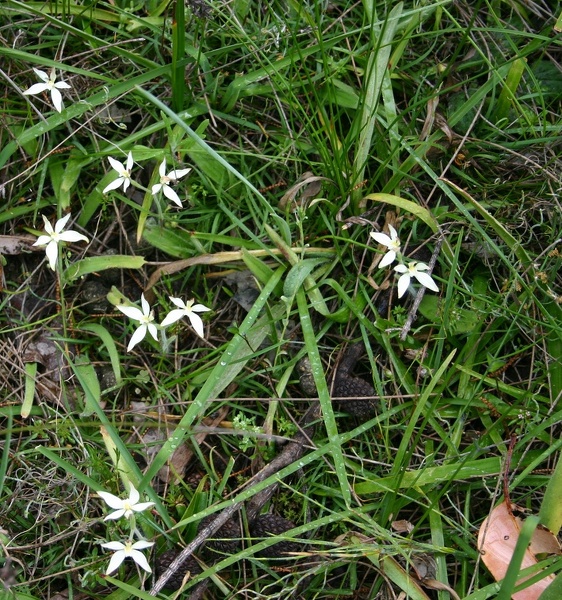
left=0, top=234, right=37, bottom=255
left=478, top=502, right=559, bottom=599
left=278, top=172, right=329, bottom=210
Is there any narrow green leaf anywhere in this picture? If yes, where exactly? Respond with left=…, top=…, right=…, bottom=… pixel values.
left=22, top=362, right=37, bottom=418
left=103, top=576, right=159, bottom=600
left=539, top=456, right=562, bottom=535
left=284, top=258, right=328, bottom=298
left=64, top=255, right=145, bottom=282
left=353, top=3, right=403, bottom=198
left=171, top=0, right=186, bottom=112
left=362, top=193, right=438, bottom=232
left=241, top=248, right=276, bottom=286
left=74, top=354, right=101, bottom=417
left=359, top=543, right=430, bottom=599
left=296, top=287, right=350, bottom=506
left=355, top=456, right=503, bottom=494
left=79, top=323, right=122, bottom=385
left=492, top=58, right=527, bottom=124
left=539, top=571, right=562, bottom=600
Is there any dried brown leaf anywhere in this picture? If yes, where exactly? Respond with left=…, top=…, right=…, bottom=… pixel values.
left=478, top=501, right=559, bottom=600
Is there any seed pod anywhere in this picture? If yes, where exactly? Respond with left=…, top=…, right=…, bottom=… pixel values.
left=155, top=549, right=202, bottom=591
left=333, top=343, right=377, bottom=419
left=199, top=514, right=242, bottom=554
left=250, top=514, right=299, bottom=559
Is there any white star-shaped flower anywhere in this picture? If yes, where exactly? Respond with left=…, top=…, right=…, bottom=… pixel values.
left=116, top=294, right=158, bottom=351
left=32, top=213, right=89, bottom=271
left=101, top=539, right=154, bottom=575
left=394, top=261, right=439, bottom=298
left=97, top=483, right=155, bottom=521
left=103, top=152, right=134, bottom=193
left=23, top=68, right=71, bottom=113
left=151, top=159, right=191, bottom=207
left=370, top=224, right=401, bottom=268
left=160, top=297, right=211, bottom=339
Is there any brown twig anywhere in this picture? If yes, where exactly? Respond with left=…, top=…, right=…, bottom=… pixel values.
left=149, top=402, right=320, bottom=595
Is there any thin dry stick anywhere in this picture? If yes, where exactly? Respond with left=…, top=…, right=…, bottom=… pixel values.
left=149, top=402, right=320, bottom=595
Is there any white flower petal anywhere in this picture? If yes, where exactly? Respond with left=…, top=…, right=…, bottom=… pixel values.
left=387, top=224, right=398, bottom=240
left=130, top=549, right=152, bottom=573
left=160, top=309, right=184, bottom=327
left=151, top=183, right=163, bottom=195
left=158, top=159, right=166, bottom=177
left=42, top=214, right=55, bottom=234
left=414, top=271, right=439, bottom=292
left=147, top=322, right=158, bottom=341
left=122, top=177, right=130, bottom=193
left=370, top=231, right=392, bottom=246
left=33, top=234, right=51, bottom=247
left=103, top=509, right=126, bottom=521
left=50, top=86, right=63, bottom=112
left=32, top=68, right=50, bottom=82
left=97, top=490, right=125, bottom=509
left=397, top=273, right=410, bottom=298
left=169, top=297, right=186, bottom=309
left=105, top=550, right=126, bottom=575
left=131, top=541, right=155, bottom=551
left=168, top=168, right=191, bottom=180
left=45, top=240, right=58, bottom=270
left=103, top=178, right=124, bottom=193
left=127, top=324, right=148, bottom=351
left=101, top=541, right=125, bottom=551
left=378, top=250, right=396, bottom=269
left=54, top=81, right=71, bottom=90
left=55, top=213, right=72, bottom=232
left=116, top=304, right=144, bottom=321
left=23, top=82, right=49, bottom=96
left=162, top=184, right=183, bottom=207
left=140, top=294, right=150, bottom=316
left=125, top=152, right=134, bottom=172
left=187, top=312, right=205, bottom=338
left=108, top=157, right=125, bottom=173
left=394, top=264, right=408, bottom=274
left=132, top=501, right=155, bottom=513
left=128, top=485, right=140, bottom=505
left=192, top=304, right=211, bottom=313
left=58, top=230, right=89, bottom=243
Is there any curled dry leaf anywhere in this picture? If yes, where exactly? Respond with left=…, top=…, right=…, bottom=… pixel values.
left=391, top=519, right=414, bottom=534
left=478, top=501, right=560, bottom=600
left=277, top=172, right=329, bottom=210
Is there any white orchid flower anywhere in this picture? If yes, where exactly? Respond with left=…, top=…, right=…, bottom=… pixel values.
left=32, top=213, right=89, bottom=271
left=101, top=539, right=154, bottom=575
left=116, top=294, right=158, bottom=351
left=394, top=261, right=439, bottom=298
left=103, top=152, right=134, bottom=193
left=370, top=224, right=401, bottom=268
left=160, top=297, right=211, bottom=339
left=23, top=67, right=71, bottom=113
left=151, top=159, right=191, bottom=207
left=97, top=483, right=154, bottom=521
